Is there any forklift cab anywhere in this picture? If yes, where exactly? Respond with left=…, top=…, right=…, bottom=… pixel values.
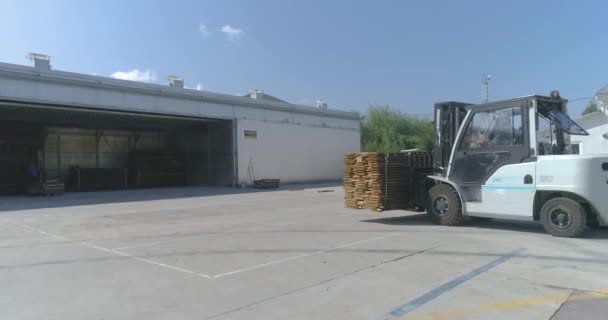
left=447, top=93, right=587, bottom=189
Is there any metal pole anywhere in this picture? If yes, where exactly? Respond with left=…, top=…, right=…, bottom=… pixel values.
left=232, top=119, right=239, bottom=187
left=126, top=135, right=131, bottom=170
left=482, top=74, right=491, bottom=103
left=56, top=135, right=61, bottom=179
left=207, top=126, right=213, bottom=185
left=76, top=167, right=80, bottom=192
left=95, top=130, right=101, bottom=168
left=41, top=129, right=47, bottom=181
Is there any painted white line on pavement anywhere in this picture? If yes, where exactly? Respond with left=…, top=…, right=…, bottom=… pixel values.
left=79, top=241, right=212, bottom=279
left=112, top=233, right=215, bottom=251
left=14, top=221, right=403, bottom=280
left=18, top=223, right=68, bottom=241
left=15, top=223, right=212, bottom=279
left=211, top=232, right=403, bottom=279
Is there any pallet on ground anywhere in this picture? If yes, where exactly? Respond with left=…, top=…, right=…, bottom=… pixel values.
left=253, top=179, right=280, bottom=189
left=27, top=179, right=65, bottom=196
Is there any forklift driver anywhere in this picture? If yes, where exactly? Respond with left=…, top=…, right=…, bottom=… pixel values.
left=489, top=115, right=513, bottom=146
left=465, top=130, right=487, bottom=149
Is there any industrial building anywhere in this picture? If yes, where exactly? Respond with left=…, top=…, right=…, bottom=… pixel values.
left=570, top=110, right=608, bottom=154
left=0, top=54, right=361, bottom=194
left=566, top=85, right=608, bottom=154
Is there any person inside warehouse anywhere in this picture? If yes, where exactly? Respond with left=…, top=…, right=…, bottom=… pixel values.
left=26, top=162, right=41, bottom=182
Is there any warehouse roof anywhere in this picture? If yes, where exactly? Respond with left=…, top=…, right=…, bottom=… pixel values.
left=573, top=110, right=608, bottom=130
left=242, top=92, right=289, bottom=104
left=0, top=61, right=360, bottom=121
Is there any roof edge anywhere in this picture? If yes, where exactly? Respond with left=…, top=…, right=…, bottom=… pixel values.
left=0, top=62, right=361, bottom=120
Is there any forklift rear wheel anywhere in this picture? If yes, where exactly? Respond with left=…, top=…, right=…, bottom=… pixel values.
left=427, top=184, right=464, bottom=226
left=540, top=197, right=587, bottom=238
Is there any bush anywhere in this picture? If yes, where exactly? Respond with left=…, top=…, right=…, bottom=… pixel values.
left=361, top=105, right=434, bottom=152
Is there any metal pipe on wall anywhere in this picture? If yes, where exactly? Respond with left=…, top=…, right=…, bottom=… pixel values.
left=56, top=135, right=60, bottom=179
left=232, top=118, right=238, bottom=187
left=95, top=129, right=101, bottom=168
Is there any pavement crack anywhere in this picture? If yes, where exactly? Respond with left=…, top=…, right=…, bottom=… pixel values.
left=538, top=283, right=606, bottom=294
left=549, top=290, right=575, bottom=320
left=205, top=245, right=439, bottom=319
left=492, top=271, right=603, bottom=295
left=381, top=245, right=440, bottom=264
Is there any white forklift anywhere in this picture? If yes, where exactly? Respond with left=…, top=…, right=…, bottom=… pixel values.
left=426, top=91, right=607, bottom=237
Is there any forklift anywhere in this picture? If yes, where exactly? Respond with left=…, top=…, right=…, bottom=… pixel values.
left=424, top=91, right=607, bottom=237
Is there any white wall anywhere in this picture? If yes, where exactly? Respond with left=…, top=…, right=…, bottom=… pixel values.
left=237, top=119, right=360, bottom=184
left=571, top=111, right=608, bottom=154
left=571, top=124, right=608, bottom=154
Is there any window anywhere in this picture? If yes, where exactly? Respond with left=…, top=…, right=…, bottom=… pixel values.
left=537, top=113, right=556, bottom=155
left=461, top=107, right=523, bottom=150
left=571, top=143, right=580, bottom=154
left=536, top=104, right=588, bottom=155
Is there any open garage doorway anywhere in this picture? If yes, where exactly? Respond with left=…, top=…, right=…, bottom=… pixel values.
left=0, top=101, right=235, bottom=195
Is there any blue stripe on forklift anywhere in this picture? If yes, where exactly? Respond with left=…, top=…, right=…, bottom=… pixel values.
left=383, top=248, right=525, bottom=319
left=490, top=177, right=522, bottom=182
left=482, top=185, right=535, bottom=190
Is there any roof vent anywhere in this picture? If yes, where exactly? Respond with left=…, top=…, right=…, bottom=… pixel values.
left=27, top=53, right=51, bottom=70
left=316, top=100, right=328, bottom=109
left=168, top=75, right=184, bottom=88
left=249, top=89, right=264, bottom=100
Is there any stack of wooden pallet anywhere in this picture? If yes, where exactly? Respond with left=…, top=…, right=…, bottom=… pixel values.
left=26, top=179, right=65, bottom=196
left=343, top=151, right=432, bottom=212
left=253, top=179, right=280, bottom=189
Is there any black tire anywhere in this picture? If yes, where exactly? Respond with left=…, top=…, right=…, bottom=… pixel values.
left=427, top=184, right=464, bottom=226
left=586, top=211, right=601, bottom=229
left=540, top=197, right=587, bottom=238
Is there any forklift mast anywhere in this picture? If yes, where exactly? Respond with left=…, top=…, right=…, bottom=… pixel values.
left=433, top=102, right=471, bottom=177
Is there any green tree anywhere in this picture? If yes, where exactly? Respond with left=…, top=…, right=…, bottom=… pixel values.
left=361, top=105, right=434, bottom=152
left=582, top=101, right=598, bottom=115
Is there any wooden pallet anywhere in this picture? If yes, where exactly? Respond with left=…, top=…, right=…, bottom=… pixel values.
left=253, top=179, right=280, bottom=189
left=343, top=151, right=432, bottom=212
left=27, top=179, right=65, bottom=196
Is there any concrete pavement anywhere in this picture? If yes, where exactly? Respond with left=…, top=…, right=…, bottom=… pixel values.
left=1, top=184, right=607, bottom=319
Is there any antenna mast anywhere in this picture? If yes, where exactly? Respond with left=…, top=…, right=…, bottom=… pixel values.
left=482, top=74, right=491, bottom=102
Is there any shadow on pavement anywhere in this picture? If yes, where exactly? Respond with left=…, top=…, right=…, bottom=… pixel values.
left=361, top=213, right=434, bottom=226
left=0, top=182, right=340, bottom=212
left=361, top=213, right=608, bottom=238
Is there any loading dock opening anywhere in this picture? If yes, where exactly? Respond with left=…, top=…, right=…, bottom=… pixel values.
left=0, top=101, right=234, bottom=195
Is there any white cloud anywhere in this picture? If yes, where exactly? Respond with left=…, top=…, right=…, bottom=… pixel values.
left=110, top=69, right=157, bottom=82
left=221, top=24, right=244, bottom=41
left=199, top=23, right=211, bottom=37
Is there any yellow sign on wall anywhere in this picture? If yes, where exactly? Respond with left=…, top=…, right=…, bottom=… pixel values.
left=244, top=130, right=257, bottom=140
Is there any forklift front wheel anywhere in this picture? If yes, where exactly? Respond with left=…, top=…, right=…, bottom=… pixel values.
left=427, top=184, right=464, bottom=226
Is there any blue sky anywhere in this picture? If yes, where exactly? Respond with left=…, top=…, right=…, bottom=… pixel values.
left=1, top=0, right=606, bottom=115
